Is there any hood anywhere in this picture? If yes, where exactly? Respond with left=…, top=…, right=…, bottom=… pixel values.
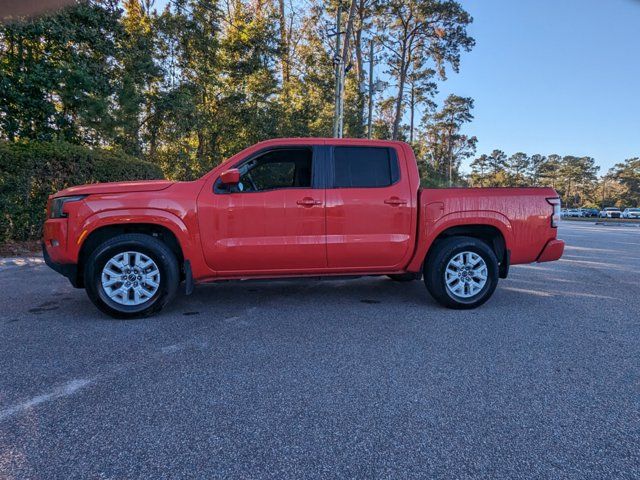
left=52, top=180, right=174, bottom=198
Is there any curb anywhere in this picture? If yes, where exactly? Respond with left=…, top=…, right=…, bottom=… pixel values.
left=594, top=221, right=640, bottom=228
left=0, top=256, right=44, bottom=270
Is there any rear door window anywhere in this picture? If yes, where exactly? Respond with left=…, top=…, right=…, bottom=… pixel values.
left=332, top=147, right=399, bottom=188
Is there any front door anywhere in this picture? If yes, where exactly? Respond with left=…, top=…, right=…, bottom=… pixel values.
left=197, top=146, right=326, bottom=275
left=325, top=145, right=413, bottom=270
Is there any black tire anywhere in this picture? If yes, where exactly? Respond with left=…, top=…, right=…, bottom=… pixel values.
left=84, top=233, right=180, bottom=319
left=423, top=236, right=499, bottom=309
left=387, top=273, right=420, bottom=282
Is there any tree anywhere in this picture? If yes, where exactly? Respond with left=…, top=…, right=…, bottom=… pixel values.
left=422, top=95, right=476, bottom=185
left=538, top=154, right=562, bottom=189
left=377, top=0, right=474, bottom=139
left=351, top=0, right=376, bottom=132
left=0, top=1, right=123, bottom=144
left=469, top=154, right=489, bottom=187
left=528, top=154, right=546, bottom=186
left=483, top=149, right=508, bottom=186
left=551, top=156, right=599, bottom=207
left=277, top=0, right=290, bottom=93
left=0, top=0, right=479, bottom=182
left=407, top=71, right=437, bottom=144
left=152, top=0, right=222, bottom=178
left=611, top=158, right=640, bottom=207
left=506, top=152, right=530, bottom=186
left=116, top=0, right=162, bottom=156
left=278, top=1, right=334, bottom=137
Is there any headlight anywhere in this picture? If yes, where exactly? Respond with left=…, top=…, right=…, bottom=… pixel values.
left=50, top=195, right=87, bottom=218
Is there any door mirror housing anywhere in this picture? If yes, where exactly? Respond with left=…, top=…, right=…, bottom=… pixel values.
left=220, top=168, right=240, bottom=185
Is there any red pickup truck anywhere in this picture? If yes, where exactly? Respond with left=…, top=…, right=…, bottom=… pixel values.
left=43, top=138, right=564, bottom=318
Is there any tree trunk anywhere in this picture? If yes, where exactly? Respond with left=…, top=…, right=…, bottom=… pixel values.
left=353, top=0, right=367, bottom=133
left=409, top=83, right=414, bottom=144
left=278, top=0, right=289, bottom=93
left=354, top=0, right=365, bottom=88
left=341, top=0, right=358, bottom=62
left=392, top=41, right=407, bottom=140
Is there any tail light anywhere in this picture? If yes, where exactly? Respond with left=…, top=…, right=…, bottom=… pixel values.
left=546, top=197, right=561, bottom=228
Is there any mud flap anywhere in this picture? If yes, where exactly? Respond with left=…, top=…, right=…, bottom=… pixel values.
left=184, top=260, right=194, bottom=295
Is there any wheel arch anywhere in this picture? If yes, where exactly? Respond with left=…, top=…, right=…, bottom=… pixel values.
left=409, top=212, right=513, bottom=278
left=76, top=214, right=189, bottom=287
left=427, top=224, right=508, bottom=277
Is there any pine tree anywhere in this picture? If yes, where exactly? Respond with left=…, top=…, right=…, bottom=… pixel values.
left=376, top=0, right=474, bottom=139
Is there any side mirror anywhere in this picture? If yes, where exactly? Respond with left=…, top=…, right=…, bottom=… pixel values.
left=220, top=168, right=240, bottom=185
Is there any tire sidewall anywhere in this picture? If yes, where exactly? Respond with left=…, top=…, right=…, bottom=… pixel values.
left=85, top=236, right=178, bottom=319
left=425, top=238, right=499, bottom=309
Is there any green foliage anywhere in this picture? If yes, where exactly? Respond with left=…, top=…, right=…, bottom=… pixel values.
left=0, top=0, right=635, bottom=220
left=611, top=158, right=640, bottom=207
left=419, top=94, right=476, bottom=185
left=0, top=141, right=163, bottom=241
left=0, top=1, right=123, bottom=144
left=375, top=0, right=474, bottom=139
left=468, top=151, right=606, bottom=207
left=0, top=0, right=477, bottom=183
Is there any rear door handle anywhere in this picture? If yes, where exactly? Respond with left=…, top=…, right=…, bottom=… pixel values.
left=297, top=197, right=322, bottom=207
left=384, top=197, right=408, bottom=206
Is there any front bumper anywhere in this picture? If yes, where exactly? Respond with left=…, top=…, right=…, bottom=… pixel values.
left=537, top=239, right=565, bottom=263
left=42, top=242, right=81, bottom=288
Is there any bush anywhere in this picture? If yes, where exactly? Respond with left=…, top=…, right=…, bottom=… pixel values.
left=0, top=141, right=164, bottom=242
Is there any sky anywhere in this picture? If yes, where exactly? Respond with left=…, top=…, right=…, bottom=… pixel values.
left=153, top=0, right=640, bottom=174
left=437, top=0, right=640, bottom=173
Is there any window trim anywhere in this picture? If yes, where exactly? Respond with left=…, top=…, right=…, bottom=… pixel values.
left=214, top=145, right=321, bottom=194
left=327, top=146, right=401, bottom=189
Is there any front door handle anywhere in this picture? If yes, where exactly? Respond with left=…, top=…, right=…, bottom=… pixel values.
left=384, top=197, right=408, bottom=206
left=297, top=197, right=322, bottom=207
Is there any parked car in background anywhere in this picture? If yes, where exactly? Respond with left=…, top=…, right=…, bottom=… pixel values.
left=580, top=208, right=599, bottom=218
left=600, top=207, right=622, bottom=218
left=560, top=208, right=569, bottom=218
left=566, top=209, right=581, bottom=217
left=622, top=208, right=640, bottom=219
left=42, top=138, right=565, bottom=318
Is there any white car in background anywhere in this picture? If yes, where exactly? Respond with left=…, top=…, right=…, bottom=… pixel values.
left=600, top=207, right=622, bottom=218
left=621, top=208, right=640, bottom=219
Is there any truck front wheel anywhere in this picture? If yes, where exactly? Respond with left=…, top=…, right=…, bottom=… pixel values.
left=84, top=233, right=180, bottom=319
left=424, top=237, right=499, bottom=309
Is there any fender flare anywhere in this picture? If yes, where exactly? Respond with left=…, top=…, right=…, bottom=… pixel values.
left=77, top=208, right=193, bottom=259
left=407, top=210, right=513, bottom=272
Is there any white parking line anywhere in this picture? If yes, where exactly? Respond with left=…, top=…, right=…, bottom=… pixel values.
left=0, top=379, right=92, bottom=422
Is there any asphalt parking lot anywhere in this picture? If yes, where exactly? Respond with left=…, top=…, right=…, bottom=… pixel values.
left=0, top=222, right=638, bottom=479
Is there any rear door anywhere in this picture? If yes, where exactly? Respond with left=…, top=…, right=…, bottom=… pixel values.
left=325, top=145, right=413, bottom=270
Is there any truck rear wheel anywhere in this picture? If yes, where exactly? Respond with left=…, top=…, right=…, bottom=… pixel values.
left=424, top=237, right=498, bottom=309
left=84, top=233, right=179, bottom=319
